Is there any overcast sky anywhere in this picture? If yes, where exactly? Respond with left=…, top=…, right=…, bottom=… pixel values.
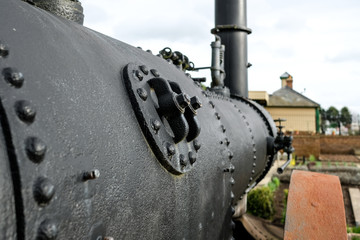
left=82, top=0, right=360, bottom=116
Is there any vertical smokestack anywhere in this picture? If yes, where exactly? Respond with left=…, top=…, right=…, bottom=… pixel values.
left=213, top=0, right=251, bottom=98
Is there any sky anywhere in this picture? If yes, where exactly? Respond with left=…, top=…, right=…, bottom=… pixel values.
left=82, top=0, right=360, bottom=117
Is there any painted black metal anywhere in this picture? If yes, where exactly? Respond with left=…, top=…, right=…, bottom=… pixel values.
left=214, top=0, right=251, bottom=98
left=0, top=0, right=279, bottom=239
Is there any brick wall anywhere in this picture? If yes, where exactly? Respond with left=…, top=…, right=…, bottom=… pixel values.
left=320, top=136, right=360, bottom=154
left=292, top=135, right=320, bottom=158
left=292, top=135, right=360, bottom=158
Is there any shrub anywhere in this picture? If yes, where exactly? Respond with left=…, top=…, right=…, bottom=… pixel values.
left=267, top=177, right=280, bottom=192
left=309, top=154, right=316, bottom=162
left=247, top=186, right=275, bottom=220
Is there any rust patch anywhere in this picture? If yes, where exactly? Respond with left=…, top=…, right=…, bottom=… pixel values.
left=284, top=170, right=347, bottom=240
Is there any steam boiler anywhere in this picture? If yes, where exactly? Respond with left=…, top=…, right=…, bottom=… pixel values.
left=0, top=0, right=290, bottom=239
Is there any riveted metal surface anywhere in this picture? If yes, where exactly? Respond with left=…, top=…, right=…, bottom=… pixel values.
left=284, top=170, right=347, bottom=240
left=0, top=0, right=278, bottom=239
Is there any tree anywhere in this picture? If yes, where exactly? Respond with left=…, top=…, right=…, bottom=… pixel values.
left=340, top=107, right=352, bottom=127
left=326, top=106, right=339, bottom=128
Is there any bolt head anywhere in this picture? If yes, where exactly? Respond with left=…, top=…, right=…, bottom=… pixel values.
left=134, top=70, right=143, bottom=81
left=137, top=88, right=148, bottom=101
left=190, top=96, right=202, bottom=110
left=175, top=93, right=190, bottom=109
left=139, top=65, right=149, bottom=75
left=193, top=139, right=201, bottom=151
left=150, top=69, right=160, bottom=77
left=166, top=143, right=175, bottom=156
left=179, top=154, right=187, bottom=167
left=189, top=152, right=196, bottom=164
left=151, top=119, right=161, bottom=131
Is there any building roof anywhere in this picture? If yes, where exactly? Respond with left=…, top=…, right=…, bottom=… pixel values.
left=280, top=72, right=290, bottom=79
left=268, top=86, right=320, bottom=108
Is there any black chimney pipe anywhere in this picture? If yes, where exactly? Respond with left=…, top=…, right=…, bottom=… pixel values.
left=213, top=0, right=251, bottom=98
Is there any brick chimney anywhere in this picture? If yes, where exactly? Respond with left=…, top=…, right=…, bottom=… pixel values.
left=280, top=72, right=293, bottom=89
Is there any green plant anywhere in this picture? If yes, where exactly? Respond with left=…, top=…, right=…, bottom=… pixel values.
left=335, top=161, right=339, bottom=167
left=267, top=177, right=280, bottom=192
left=351, top=236, right=360, bottom=240
left=247, top=186, right=275, bottom=220
left=315, top=161, right=322, bottom=167
left=309, top=154, right=316, bottom=162
left=344, top=162, right=348, bottom=167
left=281, top=189, right=289, bottom=224
left=348, top=226, right=360, bottom=233
left=327, top=161, right=331, bottom=167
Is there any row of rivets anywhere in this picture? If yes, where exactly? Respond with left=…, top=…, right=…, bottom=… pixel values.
left=1, top=43, right=58, bottom=239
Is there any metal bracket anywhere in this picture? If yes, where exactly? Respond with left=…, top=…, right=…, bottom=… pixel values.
left=123, top=63, right=201, bottom=175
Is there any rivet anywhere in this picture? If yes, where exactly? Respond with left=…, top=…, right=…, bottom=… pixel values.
left=25, top=137, right=46, bottom=163
left=227, top=152, right=233, bottom=160
left=221, top=125, right=226, bottom=133
left=247, top=184, right=251, bottom=187
left=139, top=65, right=149, bottom=75
left=0, top=43, right=9, bottom=58
left=104, top=237, right=114, bottom=240
left=2, top=67, right=24, bottom=88
left=166, top=143, right=175, bottom=156
left=209, top=101, right=215, bottom=108
left=249, top=177, right=253, bottom=182
left=37, top=219, right=57, bottom=240
left=185, top=73, right=191, bottom=78
left=230, top=164, right=235, bottom=173
left=150, top=69, right=160, bottom=77
left=166, top=59, right=172, bottom=63
left=253, top=163, right=256, bottom=167
left=251, top=170, right=255, bottom=174
left=134, top=70, right=143, bottom=81
left=189, top=151, right=196, bottom=164
left=230, top=177, right=235, bottom=185
left=193, top=139, right=201, bottom=151
left=215, top=112, right=220, bottom=120
left=33, top=177, right=55, bottom=205
left=151, top=119, right=161, bottom=132
left=137, top=88, right=148, bottom=101
left=83, top=169, right=100, bottom=181
left=146, top=49, right=152, bottom=54
left=179, top=154, right=187, bottom=167
left=15, top=100, right=36, bottom=123
left=230, top=191, right=235, bottom=200
left=156, top=54, right=163, bottom=58
left=253, top=156, right=257, bottom=161
left=225, top=138, right=230, bottom=146
left=137, top=46, right=142, bottom=49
